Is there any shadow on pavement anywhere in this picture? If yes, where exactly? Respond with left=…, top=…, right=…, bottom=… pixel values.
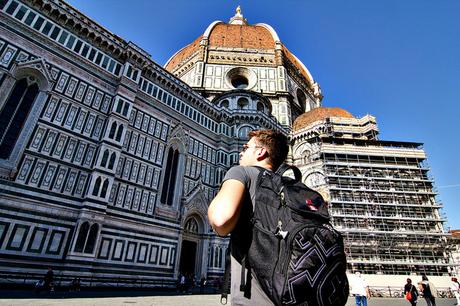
left=0, top=286, right=220, bottom=299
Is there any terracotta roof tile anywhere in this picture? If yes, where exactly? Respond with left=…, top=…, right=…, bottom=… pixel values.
left=208, top=24, right=275, bottom=49
left=293, top=107, right=354, bottom=131
left=165, top=35, right=201, bottom=71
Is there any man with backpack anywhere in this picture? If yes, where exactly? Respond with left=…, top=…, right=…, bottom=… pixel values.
left=208, top=129, right=348, bottom=306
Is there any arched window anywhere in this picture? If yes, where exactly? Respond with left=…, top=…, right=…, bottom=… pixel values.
left=303, top=151, right=311, bottom=163
left=100, top=179, right=109, bottom=198
left=219, top=99, right=229, bottom=108
left=257, top=101, right=265, bottom=112
left=100, top=149, right=109, bottom=167
left=238, top=126, right=252, bottom=139
left=185, top=218, right=199, bottom=233
left=74, top=221, right=89, bottom=253
left=115, top=124, right=124, bottom=141
left=0, top=78, right=39, bottom=159
left=84, top=223, right=99, bottom=254
left=161, top=147, right=179, bottom=205
left=116, top=99, right=123, bottom=113
left=92, top=177, right=102, bottom=196
left=108, top=152, right=116, bottom=169
left=108, top=122, right=117, bottom=139
left=296, top=89, right=307, bottom=112
left=122, top=103, right=130, bottom=116
left=237, top=97, right=249, bottom=109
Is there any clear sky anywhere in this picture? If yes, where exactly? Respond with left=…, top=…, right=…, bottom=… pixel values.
left=66, top=0, right=460, bottom=229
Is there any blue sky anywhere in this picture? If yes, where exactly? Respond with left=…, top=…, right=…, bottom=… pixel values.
left=67, top=0, right=460, bottom=229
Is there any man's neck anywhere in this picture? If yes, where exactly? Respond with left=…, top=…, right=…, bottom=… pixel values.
left=251, top=161, right=272, bottom=170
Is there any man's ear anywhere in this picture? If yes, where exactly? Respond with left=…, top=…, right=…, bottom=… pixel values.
left=256, top=147, right=269, bottom=161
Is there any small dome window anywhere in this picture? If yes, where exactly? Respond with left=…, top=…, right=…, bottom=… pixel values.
left=237, top=97, right=249, bottom=109
left=220, top=99, right=229, bottom=108
left=257, top=102, right=265, bottom=112
left=238, top=126, right=252, bottom=138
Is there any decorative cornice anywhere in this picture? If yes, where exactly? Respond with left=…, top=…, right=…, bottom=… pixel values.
left=141, top=62, right=224, bottom=120
left=25, top=0, right=127, bottom=58
left=24, top=0, right=155, bottom=67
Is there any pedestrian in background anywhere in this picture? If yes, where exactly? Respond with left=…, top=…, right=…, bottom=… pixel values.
left=451, top=277, right=460, bottom=305
left=350, top=272, right=370, bottom=306
left=44, top=267, right=54, bottom=293
left=419, top=275, right=436, bottom=306
left=404, top=278, right=418, bottom=306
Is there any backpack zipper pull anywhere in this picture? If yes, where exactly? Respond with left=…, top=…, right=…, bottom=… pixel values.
left=274, top=220, right=288, bottom=239
left=279, top=189, right=286, bottom=206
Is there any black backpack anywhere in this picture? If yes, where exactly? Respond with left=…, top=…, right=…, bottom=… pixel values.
left=235, top=164, right=349, bottom=306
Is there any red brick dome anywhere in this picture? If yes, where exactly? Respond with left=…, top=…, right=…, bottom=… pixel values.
left=164, top=7, right=315, bottom=86
left=293, top=107, right=354, bottom=131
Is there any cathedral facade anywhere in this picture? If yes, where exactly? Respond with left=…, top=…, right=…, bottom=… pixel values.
left=0, top=0, right=451, bottom=287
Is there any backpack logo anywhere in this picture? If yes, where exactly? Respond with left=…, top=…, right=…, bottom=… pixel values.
left=306, top=198, right=320, bottom=211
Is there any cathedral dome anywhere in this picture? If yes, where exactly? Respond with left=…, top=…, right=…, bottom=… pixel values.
left=293, top=107, right=354, bottom=131
left=164, top=6, right=316, bottom=88
left=165, top=23, right=276, bottom=72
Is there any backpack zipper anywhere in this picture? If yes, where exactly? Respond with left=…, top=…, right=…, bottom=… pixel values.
left=271, top=188, right=288, bottom=291
left=280, top=223, right=318, bottom=275
left=279, top=189, right=286, bottom=207
left=275, top=220, right=288, bottom=239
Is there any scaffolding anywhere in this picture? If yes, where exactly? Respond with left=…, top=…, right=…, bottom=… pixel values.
left=322, top=140, right=449, bottom=275
left=293, top=115, right=451, bottom=276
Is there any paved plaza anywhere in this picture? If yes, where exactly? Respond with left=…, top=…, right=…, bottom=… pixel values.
left=0, top=292, right=457, bottom=306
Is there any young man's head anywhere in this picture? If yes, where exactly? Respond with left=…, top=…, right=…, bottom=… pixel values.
left=239, top=129, right=288, bottom=170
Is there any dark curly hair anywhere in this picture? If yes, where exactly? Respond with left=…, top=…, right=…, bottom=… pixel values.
left=248, top=129, right=289, bottom=170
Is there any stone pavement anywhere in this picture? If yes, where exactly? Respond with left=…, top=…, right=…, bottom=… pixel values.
left=0, top=293, right=457, bottom=306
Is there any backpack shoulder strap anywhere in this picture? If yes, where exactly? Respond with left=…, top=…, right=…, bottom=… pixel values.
left=220, top=244, right=231, bottom=305
left=275, top=163, right=302, bottom=182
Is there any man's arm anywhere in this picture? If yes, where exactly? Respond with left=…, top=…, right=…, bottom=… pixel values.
left=208, top=179, right=246, bottom=236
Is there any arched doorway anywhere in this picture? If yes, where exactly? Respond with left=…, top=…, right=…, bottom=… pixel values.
left=179, top=216, right=204, bottom=278
left=179, top=240, right=197, bottom=276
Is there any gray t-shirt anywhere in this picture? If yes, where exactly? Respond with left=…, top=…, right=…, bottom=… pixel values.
left=222, top=165, right=274, bottom=306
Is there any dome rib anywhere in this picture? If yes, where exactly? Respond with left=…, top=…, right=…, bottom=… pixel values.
left=203, top=20, right=225, bottom=39
left=254, top=23, right=281, bottom=44
left=164, top=35, right=202, bottom=71
left=282, top=46, right=314, bottom=85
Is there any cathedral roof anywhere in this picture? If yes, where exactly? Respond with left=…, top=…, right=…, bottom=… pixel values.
left=164, top=7, right=315, bottom=86
left=207, top=23, right=276, bottom=49
left=293, top=107, right=354, bottom=131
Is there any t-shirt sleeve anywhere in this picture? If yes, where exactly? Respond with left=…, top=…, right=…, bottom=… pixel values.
left=222, top=166, right=250, bottom=187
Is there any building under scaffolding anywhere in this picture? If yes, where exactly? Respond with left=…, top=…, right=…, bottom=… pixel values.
left=292, top=107, right=451, bottom=277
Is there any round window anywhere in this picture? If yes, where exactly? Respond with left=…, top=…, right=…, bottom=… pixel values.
left=225, top=67, right=256, bottom=90
left=231, top=76, right=249, bottom=89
